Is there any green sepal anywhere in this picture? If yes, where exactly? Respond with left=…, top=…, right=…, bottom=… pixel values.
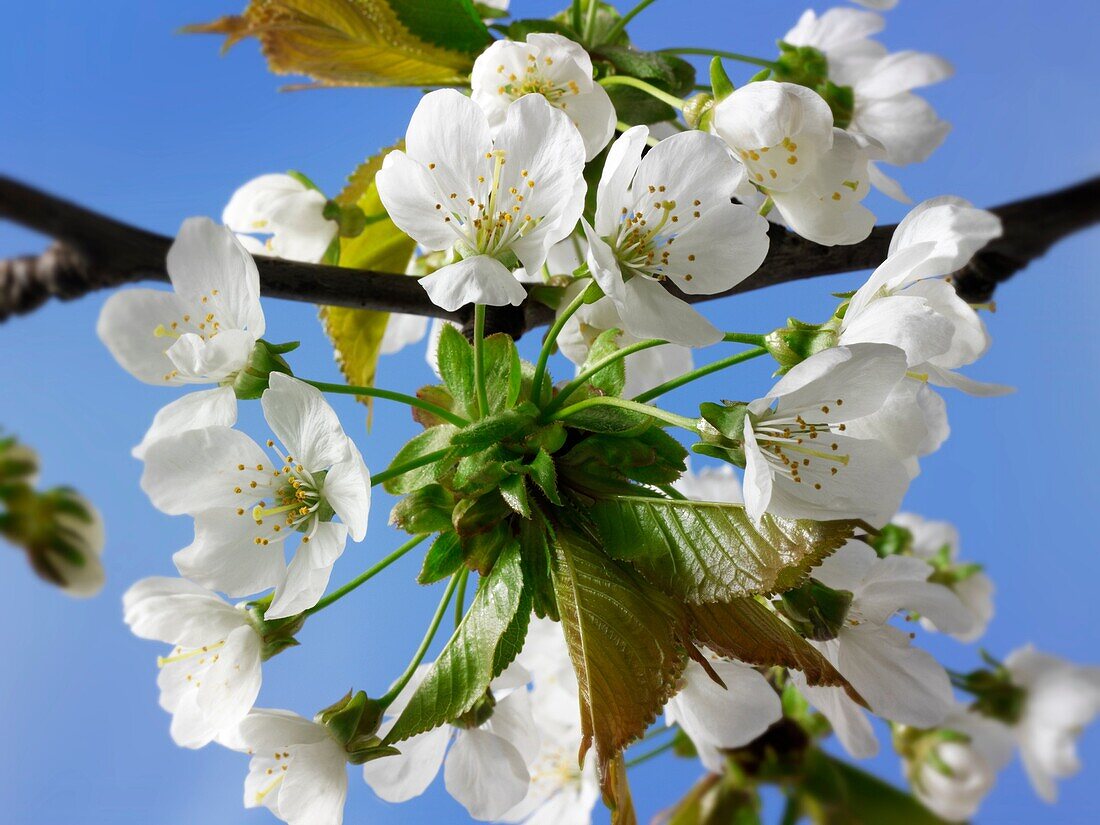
left=315, top=689, right=385, bottom=749
left=764, top=317, right=839, bottom=372
left=710, top=56, right=735, bottom=100
left=246, top=600, right=307, bottom=660
left=389, top=485, right=455, bottom=534
left=871, top=523, right=914, bottom=558
left=418, top=533, right=464, bottom=585
left=772, top=41, right=829, bottom=89
left=777, top=579, right=854, bottom=642
left=346, top=743, right=402, bottom=765
left=230, top=340, right=298, bottom=400
left=322, top=200, right=370, bottom=239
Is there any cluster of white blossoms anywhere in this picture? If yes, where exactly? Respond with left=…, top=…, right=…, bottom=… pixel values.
left=87, top=3, right=1100, bottom=824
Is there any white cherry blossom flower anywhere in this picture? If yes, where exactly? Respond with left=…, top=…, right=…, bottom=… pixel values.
left=784, top=8, right=952, bottom=201
left=583, top=126, right=769, bottom=347
left=665, top=656, right=782, bottom=773
left=141, top=374, right=370, bottom=619
left=234, top=708, right=349, bottom=825
left=223, top=173, right=337, bottom=263
left=471, top=33, right=615, bottom=161
left=908, top=705, right=1014, bottom=822
left=742, top=343, right=913, bottom=524
left=503, top=619, right=600, bottom=825
left=712, top=81, right=835, bottom=195
left=790, top=542, right=974, bottom=757
left=674, top=462, right=743, bottom=504
left=376, top=90, right=586, bottom=312
left=98, top=218, right=264, bottom=386
left=124, top=577, right=263, bottom=748
left=362, top=666, right=538, bottom=821
left=841, top=196, right=1006, bottom=395
left=894, top=512, right=994, bottom=642
left=768, top=129, right=878, bottom=246
left=1004, top=645, right=1100, bottom=802
left=131, top=385, right=238, bottom=461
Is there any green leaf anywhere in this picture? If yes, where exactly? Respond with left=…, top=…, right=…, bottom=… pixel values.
left=687, top=598, right=859, bottom=699
left=598, top=47, right=696, bottom=97
left=383, top=425, right=456, bottom=495
left=606, top=84, right=677, bottom=127
left=186, top=0, right=490, bottom=87
left=387, top=544, right=524, bottom=743
left=389, top=485, right=454, bottom=534
left=527, top=449, right=561, bottom=506
left=551, top=524, right=686, bottom=777
left=580, top=327, right=626, bottom=399
left=559, top=431, right=686, bottom=494
left=437, top=323, right=477, bottom=419
left=588, top=497, right=857, bottom=603
left=452, top=445, right=512, bottom=495
left=412, top=384, right=457, bottom=429
left=500, top=474, right=531, bottom=518
left=518, top=517, right=558, bottom=621
left=318, top=142, right=416, bottom=399
left=450, top=406, right=538, bottom=455
left=506, top=18, right=580, bottom=41
left=491, top=585, right=532, bottom=680
left=418, top=533, right=464, bottom=585
left=482, top=333, right=522, bottom=414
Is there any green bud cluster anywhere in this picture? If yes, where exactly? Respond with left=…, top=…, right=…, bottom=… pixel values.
left=315, top=690, right=396, bottom=764
left=953, top=655, right=1027, bottom=725
left=694, top=400, right=749, bottom=466
left=769, top=42, right=856, bottom=130
left=231, top=339, right=299, bottom=400
left=764, top=317, right=840, bottom=373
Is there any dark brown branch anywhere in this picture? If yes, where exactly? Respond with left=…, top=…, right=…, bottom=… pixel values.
left=2, top=174, right=1097, bottom=332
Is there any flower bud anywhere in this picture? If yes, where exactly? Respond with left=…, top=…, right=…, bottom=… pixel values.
left=773, top=42, right=829, bottom=89
left=0, top=435, right=39, bottom=492
left=231, top=339, right=299, bottom=400
left=871, top=523, right=915, bottom=558
left=315, top=689, right=398, bottom=764
left=683, top=92, right=716, bottom=131
left=693, top=401, right=749, bottom=467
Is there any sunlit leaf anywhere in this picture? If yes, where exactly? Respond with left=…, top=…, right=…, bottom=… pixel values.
left=589, top=497, right=857, bottom=603
left=187, top=0, right=490, bottom=87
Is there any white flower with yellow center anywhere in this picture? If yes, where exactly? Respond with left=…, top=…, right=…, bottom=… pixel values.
left=140, top=374, right=370, bottom=619
left=233, top=709, right=349, bottom=825
left=472, top=32, right=616, bottom=161
left=223, top=173, right=337, bottom=263
left=376, top=90, right=586, bottom=312
left=123, top=576, right=263, bottom=749
left=97, top=217, right=264, bottom=386
left=583, top=126, right=770, bottom=348
left=742, top=343, right=913, bottom=524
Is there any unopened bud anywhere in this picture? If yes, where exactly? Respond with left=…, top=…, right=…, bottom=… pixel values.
left=231, top=339, right=299, bottom=400
left=683, top=93, right=716, bottom=131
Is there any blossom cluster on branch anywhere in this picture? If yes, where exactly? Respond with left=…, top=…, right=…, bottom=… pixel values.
left=5, top=1, right=1097, bottom=824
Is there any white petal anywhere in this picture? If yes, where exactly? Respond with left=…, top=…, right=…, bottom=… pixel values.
left=791, top=669, right=879, bottom=758
left=166, top=329, right=256, bottom=383
left=223, top=174, right=336, bottom=264
left=595, top=127, right=648, bottom=236
left=380, top=313, right=430, bottom=355
left=174, top=508, right=288, bottom=598
left=262, top=373, right=351, bottom=470
left=853, top=93, right=951, bottom=167
left=842, top=378, right=949, bottom=460
left=375, top=150, right=461, bottom=252
left=186, top=625, right=264, bottom=746
left=867, top=162, right=911, bottom=203
left=784, top=8, right=885, bottom=53
left=839, top=294, right=956, bottom=368
left=741, top=422, right=774, bottom=522
left=405, top=90, right=494, bottom=198
left=323, top=441, right=371, bottom=542
left=420, top=256, right=527, bottom=311
left=668, top=660, right=782, bottom=752
left=266, top=521, right=349, bottom=619
left=362, top=724, right=451, bottom=802
left=623, top=342, right=694, bottom=399
left=664, top=202, right=770, bottom=295
left=925, top=365, right=1014, bottom=397
left=167, top=217, right=265, bottom=337
left=857, top=51, right=953, bottom=98
left=811, top=541, right=878, bottom=593
left=484, top=688, right=540, bottom=765
left=634, top=131, right=742, bottom=216
left=890, top=197, right=1003, bottom=273
left=620, top=277, right=723, bottom=348
left=903, top=279, right=990, bottom=369
left=140, top=426, right=273, bottom=515
left=445, top=728, right=531, bottom=820
left=96, top=289, right=189, bottom=385
left=123, top=576, right=247, bottom=645
left=132, top=386, right=238, bottom=460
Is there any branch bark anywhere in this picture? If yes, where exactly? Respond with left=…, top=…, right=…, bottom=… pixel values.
left=1, top=174, right=1097, bottom=334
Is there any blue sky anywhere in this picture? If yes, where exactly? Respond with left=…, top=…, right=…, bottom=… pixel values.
left=0, top=1, right=1097, bottom=823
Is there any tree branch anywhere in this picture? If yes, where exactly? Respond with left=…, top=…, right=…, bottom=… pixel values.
left=1, top=174, right=1097, bottom=334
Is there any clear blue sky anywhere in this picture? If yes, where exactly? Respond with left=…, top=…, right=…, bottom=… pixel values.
left=0, top=1, right=1097, bottom=823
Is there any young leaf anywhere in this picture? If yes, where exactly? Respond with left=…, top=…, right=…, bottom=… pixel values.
left=186, top=0, right=490, bottom=87
left=527, top=449, right=561, bottom=506
left=518, top=517, right=558, bottom=621
left=450, top=406, right=538, bottom=455
left=491, top=586, right=532, bottom=680
left=437, top=323, right=477, bottom=418
left=687, top=598, right=859, bottom=699
left=389, top=485, right=454, bottom=534
left=418, top=533, right=464, bottom=585
left=580, top=327, right=627, bottom=399
left=319, top=142, right=416, bottom=399
left=551, top=525, right=687, bottom=779
left=382, top=425, right=456, bottom=495
left=588, top=497, right=858, bottom=603
left=413, top=384, right=457, bottom=429
left=481, top=333, right=522, bottom=414
left=500, top=474, right=531, bottom=518
left=387, top=544, right=524, bottom=743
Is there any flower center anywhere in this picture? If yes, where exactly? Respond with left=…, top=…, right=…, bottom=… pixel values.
left=495, top=56, right=581, bottom=107
left=609, top=186, right=705, bottom=283
left=156, top=640, right=227, bottom=689
left=232, top=440, right=326, bottom=548
left=151, top=290, right=227, bottom=381
left=752, top=404, right=851, bottom=490
left=253, top=750, right=293, bottom=804
left=737, top=136, right=801, bottom=189
left=430, top=150, right=542, bottom=259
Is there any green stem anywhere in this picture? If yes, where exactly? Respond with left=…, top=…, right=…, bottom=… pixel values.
left=305, top=534, right=428, bottom=616
left=599, top=75, right=685, bottom=111
left=303, top=380, right=468, bottom=428
left=722, top=332, right=768, bottom=347
left=531, top=283, right=591, bottom=406
left=632, top=348, right=768, bottom=404
left=625, top=739, right=676, bottom=768
left=660, top=47, right=780, bottom=71
left=473, top=304, right=489, bottom=420
left=584, top=0, right=600, bottom=43
left=571, top=0, right=583, bottom=33
left=543, top=338, right=668, bottom=416
left=759, top=196, right=775, bottom=218
left=545, top=396, right=699, bottom=432
left=600, top=0, right=661, bottom=46
left=454, top=569, right=469, bottom=629
left=371, top=448, right=451, bottom=488
left=380, top=572, right=460, bottom=709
